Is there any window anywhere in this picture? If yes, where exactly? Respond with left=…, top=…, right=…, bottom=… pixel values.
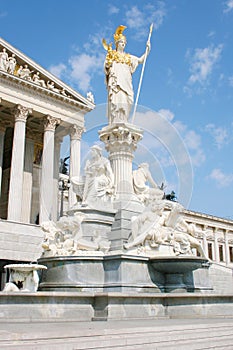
left=208, top=242, right=213, bottom=260
left=219, top=245, right=224, bottom=262
left=229, top=246, right=233, bottom=263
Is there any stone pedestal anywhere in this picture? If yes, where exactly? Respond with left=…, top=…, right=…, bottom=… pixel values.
left=68, top=206, right=116, bottom=242
left=99, top=123, right=143, bottom=199
left=99, top=123, right=144, bottom=250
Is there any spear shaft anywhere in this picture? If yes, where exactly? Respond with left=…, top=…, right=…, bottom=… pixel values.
left=131, top=24, right=153, bottom=124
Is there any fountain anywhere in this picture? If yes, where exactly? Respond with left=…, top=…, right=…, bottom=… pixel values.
left=2, top=25, right=233, bottom=323
left=38, top=25, right=210, bottom=296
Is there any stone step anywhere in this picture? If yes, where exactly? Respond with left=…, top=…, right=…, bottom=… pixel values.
left=1, top=322, right=233, bottom=349
left=1, top=321, right=232, bottom=342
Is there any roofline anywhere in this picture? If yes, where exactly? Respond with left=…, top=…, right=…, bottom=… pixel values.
left=0, top=37, right=95, bottom=110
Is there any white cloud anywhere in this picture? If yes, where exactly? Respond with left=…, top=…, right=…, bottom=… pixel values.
left=68, top=53, right=104, bottom=92
left=135, top=109, right=205, bottom=168
left=223, top=0, right=233, bottom=13
left=158, top=108, right=174, bottom=121
left=0, top=11, right=7, bottom=18
left=108, top=4, right=119, bottom=15
left=172, top=120, right=205, bottom=167
left=48, top=26, right=109, bottom=93
left=229, top=76, right=233, bottom=87
left=125, top=2, right=166, bottom=40
left=133, top=108, right=195, bottom=206
left=208, top=168, right=233, bottom=187
left=125, top=6, right=145, bottom=31
left=207, top=31, right=216, bottom=38
left=186, top=44, right=223, bottom=85
left=47, top=3, right=166, bottom=93
left=183, top=129, right=205, bottom=166
left=205, top=124, right=229, bottom=149
left=184, top=130, right=201, bottom=150
left=49, top=63, right=66, bottom=79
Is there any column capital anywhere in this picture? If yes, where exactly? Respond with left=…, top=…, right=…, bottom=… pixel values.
left=44, top=115, right=61, bottom=132
left=70, top=124, right=85, bottom=140
left=14, top=104, right=32, bottom=123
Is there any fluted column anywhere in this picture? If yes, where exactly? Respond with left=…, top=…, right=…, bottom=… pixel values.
left=7, top=105, right=32, bottom=221
left=21, top=139, right=34, bottom=223
left=214, top=228, right=219, bottom=263
left=202, top=225, right=208, bottom=258
left=0, top=126, right=5, bottom=196
left=225, top=230, right=230, bottom=265
left=39, top=116, right=60, bottom=223
left=53, top=135, right=63, bottom=220
left=99, top=123, right=143, bottom=200
left=69, top=124, right=84, bottom=207
left=99, top=123, right=144, bottom=251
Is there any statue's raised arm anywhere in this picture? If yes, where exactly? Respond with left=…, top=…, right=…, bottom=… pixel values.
left=103, top=25, right=152, bottom=125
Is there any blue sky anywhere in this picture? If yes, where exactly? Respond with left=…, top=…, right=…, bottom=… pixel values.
left=1, top=0, right=233, bottom=218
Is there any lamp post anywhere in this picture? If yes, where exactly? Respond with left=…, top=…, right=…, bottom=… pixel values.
left=59, top=177, right=70, bottom=217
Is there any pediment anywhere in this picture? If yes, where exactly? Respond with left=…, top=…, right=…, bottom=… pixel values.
left=0, top=38, right=94, bottom=111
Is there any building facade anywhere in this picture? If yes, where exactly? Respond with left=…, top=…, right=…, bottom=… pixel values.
left=0, top=38, right=94, bottom=288
left=0, top=38, right=232, bottom=290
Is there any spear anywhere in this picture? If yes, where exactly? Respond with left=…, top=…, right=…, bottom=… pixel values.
left=131, top=23, right=153, bottom=124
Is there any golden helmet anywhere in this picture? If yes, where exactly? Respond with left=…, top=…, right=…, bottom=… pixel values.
left=113, top=25, right=127, bottom=44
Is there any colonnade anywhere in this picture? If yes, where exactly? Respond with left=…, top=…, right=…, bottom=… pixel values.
left=199, top=225, right=233, bottom=265
left=0, top=103, right=84, bottom=224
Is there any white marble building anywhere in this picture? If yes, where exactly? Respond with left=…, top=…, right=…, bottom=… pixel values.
left=0, top=37, right=232, bottom=290
left=0, top=38, right=94, bottom=288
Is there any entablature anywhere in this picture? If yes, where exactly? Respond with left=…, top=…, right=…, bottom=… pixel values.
left=0, top=38, right=95, bottom=112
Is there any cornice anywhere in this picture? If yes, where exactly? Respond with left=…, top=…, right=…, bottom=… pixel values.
left=184, top=209, right=233, bottom=227
left=0, top=70, right=92, bottom=112
left=0, top=38, right=95, bottom=111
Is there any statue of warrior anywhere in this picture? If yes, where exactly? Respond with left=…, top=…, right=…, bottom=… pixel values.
left=103, top=25, right=151, bottom=124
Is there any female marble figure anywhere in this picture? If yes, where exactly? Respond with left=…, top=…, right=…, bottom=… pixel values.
left=103, top=26, right=151, bottom=124
left=0, top=48, right=9, bottom=71
left=8, top=54, right=17, bottom=74
left=133, top=163, right=164, bottom=204
left=81, top=145, right=114, bottom=205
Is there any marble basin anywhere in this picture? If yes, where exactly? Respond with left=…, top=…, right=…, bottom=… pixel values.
left=149, top=256, right=210, bottom=274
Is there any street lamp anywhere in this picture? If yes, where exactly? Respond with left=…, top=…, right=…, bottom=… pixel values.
left=58, top=177, right=70, bottom=217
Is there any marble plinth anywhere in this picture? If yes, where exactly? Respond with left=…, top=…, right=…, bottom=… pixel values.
left=1, top=292, right=233, bottom=322
left=68, top=206, right=116, bottom=241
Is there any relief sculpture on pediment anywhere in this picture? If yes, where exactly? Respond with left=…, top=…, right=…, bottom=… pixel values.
left=0, top=46, right=71, bottom=98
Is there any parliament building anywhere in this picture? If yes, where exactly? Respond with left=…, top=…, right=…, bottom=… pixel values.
left=0, top=37, right=233, bottom=290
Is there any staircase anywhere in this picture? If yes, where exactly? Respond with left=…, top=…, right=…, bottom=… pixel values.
left=1, top=319, right=233, bottom=349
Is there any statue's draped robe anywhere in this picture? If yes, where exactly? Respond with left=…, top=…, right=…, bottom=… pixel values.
left=105, top=54, right=139, bottom=124
left=83, top=157, right=114, bottom=204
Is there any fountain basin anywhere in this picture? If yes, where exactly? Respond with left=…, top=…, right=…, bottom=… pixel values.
left=150, top=256, right=210, bottom=274
left=149, top=256, right=211, bottom=292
